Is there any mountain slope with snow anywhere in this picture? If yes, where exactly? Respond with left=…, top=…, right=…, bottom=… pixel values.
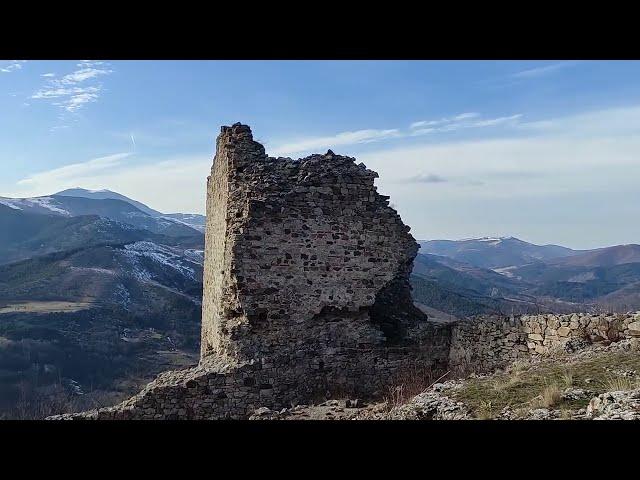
left=55, top=188, right=207, bottom=232
left=1, top=194, right=202, bottom=238
left=0, top=241, right=203, bottom=418
left=55, top=188, right=163, bottom=217
left=418, top=236, right=580, bottom=269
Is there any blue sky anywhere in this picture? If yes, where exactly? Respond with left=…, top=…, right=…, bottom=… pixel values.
left=1, top=60, right=640, bottom=249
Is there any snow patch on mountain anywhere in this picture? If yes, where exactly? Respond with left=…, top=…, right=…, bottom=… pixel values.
left=184, top=249, right=205, bottom=265
left=24, top=197, right=71, bottom=215
left=122, top=241, right=200, bottom=281
left=0, top=198, right=22, bottom=210
left=492, top=266, right=519, bottom=278
left=0, top=196, right=71, bottom=216
left=160, top=215, right=206, bottom=232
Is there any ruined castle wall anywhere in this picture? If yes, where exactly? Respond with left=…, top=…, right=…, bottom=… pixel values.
left=449, top=312, right=640, bottom=373
left=52, top=123, right=451, bottom=420
left=200, top=133, right=232, bottom=359
left=57, top=322, right=451, bottom=420
left=201, top=124, right=426, bottom=365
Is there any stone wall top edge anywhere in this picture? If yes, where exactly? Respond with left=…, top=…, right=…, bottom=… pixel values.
left=450, top=311, right=640, bottom=327
left=217, top=123, right=376, bottom=174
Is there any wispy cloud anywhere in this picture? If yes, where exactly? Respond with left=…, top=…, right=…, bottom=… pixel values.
left=49, top=125, right=70, bottom=133
left=410, top=112, right=480, bottom=129
left=361, top=105, right=640, bottom=194
left=9, top=153, right=209, bottom=214
left=409, top=113, right=522, bottom=136
left=511, top=61, right=578, bottom=79
left=271, top=128, right=401, bottom=156
left=355, top=105, right=640, bottom=247
left=405, top=173, right=448, bottom=184
left=473, top=114, right=523, bottom=127
left=31, top=61, right=113, bottom=113
left=0, top=60, right=26, bottom=73
left=272, top=112, right=521, bottom=156
left=16, top=153, right=131, bottom=191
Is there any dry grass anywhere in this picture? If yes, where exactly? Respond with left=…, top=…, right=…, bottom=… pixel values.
left=476, top=400, right=495, bottom=420
left=491, top=371, right=523, bottom=392
left=507, top=359, right=530, bottom=375
left=0, top=301, right=93, bottom=315
left=601, top=375, right=639, bottom=392
left=451, top=351, right=640, bottom=418
left=559, top=409, right=573, bottom=420
left=539, top=383, right=562, bottom=408
left=382, top=365, right=448, bottom=411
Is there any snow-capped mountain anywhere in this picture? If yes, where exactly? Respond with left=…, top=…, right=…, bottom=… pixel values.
left=55, top=188, right=164, bottom=217
left=418, top=236, right=580, bottom=269
left=55, top=188, right=206, bottom=232
left=0, top=192, right=203, bottom=237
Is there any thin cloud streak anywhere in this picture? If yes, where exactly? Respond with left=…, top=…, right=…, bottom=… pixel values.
left=409, top=113, right=522, bottom=136
left=511, top=61, right=579, bottom=79
left=410, top=112, right=480, bottom=129
left=404, top=173, right=448, bottom=184
left=16, top=153, right=132, bottom=191
left=271, top=128, right=402, bottom=156
left=272, top=112, right=522, bottom=156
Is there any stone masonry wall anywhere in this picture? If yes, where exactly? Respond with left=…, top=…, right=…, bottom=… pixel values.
left=200, top=124, right=423, bottom=363
left=50, top=123, right=450, bottom=420
left=449, top=312, right=640, bottom=373
left=53, top=324, right=451, bottom=420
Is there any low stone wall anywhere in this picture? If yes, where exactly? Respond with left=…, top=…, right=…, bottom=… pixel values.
left=449, top=312, right=640, bottom=373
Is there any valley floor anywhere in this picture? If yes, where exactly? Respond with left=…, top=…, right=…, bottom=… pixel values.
left=0, top=301, right=94, bottom=315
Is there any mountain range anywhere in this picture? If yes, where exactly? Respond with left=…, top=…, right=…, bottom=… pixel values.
left=0, top=188, right=205, bottom=418
left=1, top=188, right=206, bottom=235
left=419, top=237, right=580, bottom=269
left=413, top=236, right=640, bottom=320
left=55, top=188, right=207, bottom=232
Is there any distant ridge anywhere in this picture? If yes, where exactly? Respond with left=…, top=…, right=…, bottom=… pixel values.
left=55, top=188, right=206, bottom=232
left=548, top=244, right=640, bottom=267
left=55, top=188, right=164, bottom=217
left=418, top=236, right=579, bottom=269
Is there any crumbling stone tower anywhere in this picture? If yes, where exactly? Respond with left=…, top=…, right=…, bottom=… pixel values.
left=52, top=123, right=450, bottom=420
left=201, top=123, right=426, bottom=364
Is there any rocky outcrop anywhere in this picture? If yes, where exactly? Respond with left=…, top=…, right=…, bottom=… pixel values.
left=587, top=389, right=640, bottom=420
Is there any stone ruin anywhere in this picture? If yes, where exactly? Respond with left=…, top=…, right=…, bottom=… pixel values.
left=51, top=123, right=450, bottom=419
left=49, top=123, right=640, bottom=420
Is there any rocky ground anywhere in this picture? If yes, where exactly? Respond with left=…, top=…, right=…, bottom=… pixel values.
left=250, top=338, right=640, bottom=420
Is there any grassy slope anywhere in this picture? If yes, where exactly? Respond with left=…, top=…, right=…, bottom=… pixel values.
left=450, top=350, right=640, bottom=418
